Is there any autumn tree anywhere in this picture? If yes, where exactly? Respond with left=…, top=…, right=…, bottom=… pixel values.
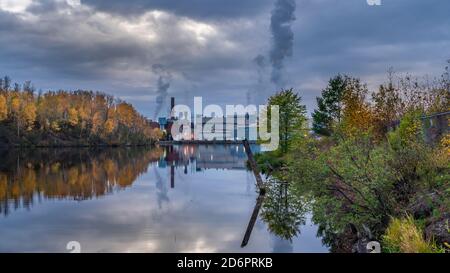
left=10, top=95, right=22, bottom=137
left=117, top=102, right=135, bottom=127
left=340, top=77, right=375, bottom=135
left=117, top=102, right=135, bottom=143
left=104, top=118, right=116, bottom=135
left=68, top=107, right=79, bottom=127
left=0, top=94, right=7, bottom=121
left=313, top=75, right=376, bottom=137
left=372, top=81, right=403, bottom=135
left=21, top=102, right=37, bottom=130
left=91, top=111, right=105, bottom=135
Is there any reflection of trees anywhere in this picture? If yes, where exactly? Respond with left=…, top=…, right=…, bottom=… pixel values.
left=260, top=179, right=308, bottom=241
left=0, top=147, right=163, bottom=215
left=316, top=221, right=356, bottom=253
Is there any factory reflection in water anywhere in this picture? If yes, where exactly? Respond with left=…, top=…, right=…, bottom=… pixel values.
left=158, top=144, right=260, bottom=189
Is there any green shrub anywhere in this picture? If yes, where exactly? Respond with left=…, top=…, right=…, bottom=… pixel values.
left=254, top=150, right=285, bottom=175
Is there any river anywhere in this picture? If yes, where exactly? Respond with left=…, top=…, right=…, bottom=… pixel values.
left=0, top=145, right=328, bottom=253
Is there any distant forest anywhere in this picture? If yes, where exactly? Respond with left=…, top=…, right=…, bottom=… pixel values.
left=0, top=76, right=163, bottom=147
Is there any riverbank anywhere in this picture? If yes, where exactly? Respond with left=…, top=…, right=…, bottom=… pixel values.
left=254, top=120, right=449, bottom=253
left=0, top=125, right=158, bottom=148
left=0, top=141, right=157, bottom=149
left=252, top=72, right=449, bottom=253
left=158, top=140, right=258, bottom=145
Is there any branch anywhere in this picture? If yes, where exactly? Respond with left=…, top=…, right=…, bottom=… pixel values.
left=326, top=162, right=374, bottom=210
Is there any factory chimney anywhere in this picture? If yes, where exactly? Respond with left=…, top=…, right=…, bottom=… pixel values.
left=170, top=97, right=175, bottom=118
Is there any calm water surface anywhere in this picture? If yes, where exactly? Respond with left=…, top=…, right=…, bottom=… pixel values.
left=0, top=145, right=328, bottom=253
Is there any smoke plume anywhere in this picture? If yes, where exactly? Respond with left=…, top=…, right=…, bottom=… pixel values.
left=250, top=54, right=269, bottom=104
left=254, top=54, right=267, bottom=83
left=152, top=64, right=172, bottom=119
left=270, top=0, right=296, bottom=87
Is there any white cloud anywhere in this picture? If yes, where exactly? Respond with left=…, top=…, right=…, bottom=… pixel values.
left=66, top=0, right=80, bottom=7
left=0, top=0, right=32, bottom=13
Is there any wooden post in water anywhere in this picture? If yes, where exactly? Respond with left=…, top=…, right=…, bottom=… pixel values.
left=241, top=139, right=267, bottom=247
left=243, top=139, right=265, bottom=194
left=241, top=194, right=265, bottom=247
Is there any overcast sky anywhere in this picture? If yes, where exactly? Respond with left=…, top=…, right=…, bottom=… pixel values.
left=0, top=0, right=449, bottom=118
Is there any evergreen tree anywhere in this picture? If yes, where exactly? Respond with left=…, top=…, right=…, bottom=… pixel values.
left=267, top=88, right=307, bottom=153
left=312, top=75, right=347, bottom=136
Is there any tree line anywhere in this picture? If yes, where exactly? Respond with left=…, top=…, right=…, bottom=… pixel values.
left=312, top=68, right=449, bottom=138
left=0, top=76, right=163, bottom=146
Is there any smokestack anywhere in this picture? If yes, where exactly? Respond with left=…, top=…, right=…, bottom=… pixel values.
left=170, top=97, right=175, bottom=118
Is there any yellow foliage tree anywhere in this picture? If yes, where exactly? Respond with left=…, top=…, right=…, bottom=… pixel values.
left=22, top=103, right=37, bottom=130
left=0, top=94, right=7, bottom=121
left=92, top=111, right=105, bottom=134
left=117, top=102, right=135, bottom=127
left=104, top=118, right=116, bottom=135
left=341, top=78, right=375, bottom=135
left=68, top=107, right=79, bottom=127
left=10, top=96, right=20, bottom=114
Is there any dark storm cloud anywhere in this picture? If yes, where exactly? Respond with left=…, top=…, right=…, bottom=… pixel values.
left=0, top=0, right=449, bottom=117
left=81, top=0, right=272, bottom=20
left=0, top=6, right=150, bottom=79
left=0, top=1, right=255, bottom=86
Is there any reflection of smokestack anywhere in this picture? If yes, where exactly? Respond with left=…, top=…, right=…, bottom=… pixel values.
left=171, top=97, right=175, bottom=118
left=170, top=165, right=175, bottom=188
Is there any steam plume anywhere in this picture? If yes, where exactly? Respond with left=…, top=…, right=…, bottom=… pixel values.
left=152, top=64, right=171, bottom=119
left=270, top=0, right=296, bottom=87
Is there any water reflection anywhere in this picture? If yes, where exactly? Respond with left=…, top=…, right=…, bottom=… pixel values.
left=159, top=144, right=256, bottom=170
left=0, top=145, right=256, bottom=215
left=0, top=148, right=164, bottom=215
left=0, top=145, right=327, bottom=253
left=261, top=181, right=308, bottom=241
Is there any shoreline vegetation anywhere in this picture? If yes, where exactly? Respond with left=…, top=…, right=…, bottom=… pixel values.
left=255, top=64, right=449, bottom=253
left=0, top=76, right=163, bottom=147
